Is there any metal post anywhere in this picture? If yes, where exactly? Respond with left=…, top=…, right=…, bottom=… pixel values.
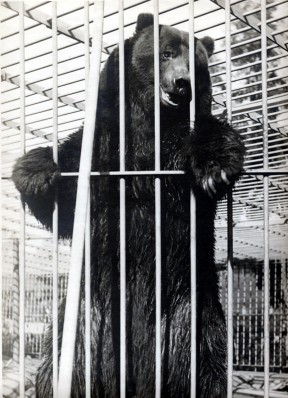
left=261, top=0, right=270, bottom=397
left=227, top=188, right=234, bottom=396
left=0, top=24, right=2, bottom=387
left=225, top=1, right=234, bottom=397
left=19, top=3, right=26, bottom=396
left=52, top=3, right=59, bottom=396
left=84, top=3, right=91, bottom=398
left=57, top=2, right=104, bottom=397
left=189, top=1, right=197, bottom=396
left=119, top=1, right=126, bottom=398
left=12, top=239, right=20, bottom=362
left=153, top=2, right=161, bottom=397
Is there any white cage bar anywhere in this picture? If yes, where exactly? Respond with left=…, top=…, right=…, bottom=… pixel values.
left=188, top=1, right=197, bottom=397
left=119, top=0, right=127, bottom=397
left=57, top=2, right=104, bottom=396
left=19, top=3, right=26, bottom=397
left=52, top=3, right=59, bottom=397
left=84, top=3, right=91, bottom=398
left=0, top=10, right=3, bottom=394
left=153, top=2, right=162, bottom=397
left=225, top=1, right=233, bottom=398
left=261, top=0, right=270, bottom=397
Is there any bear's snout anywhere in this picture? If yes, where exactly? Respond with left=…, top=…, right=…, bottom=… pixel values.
left=174, top=76, right=191, bottom=97
left=160, top=71, right=191, bottom=108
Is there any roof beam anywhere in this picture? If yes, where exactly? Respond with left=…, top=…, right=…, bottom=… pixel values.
left=1, top=118, right=52, bottom=141
left=1, top=1, right=109, bottom=53
left=212, top=92, right=288, bottom=137
left=1, top=72, right=85, bottom=111
left=211, top=0, right=288, bottom=51
left=216, top=232, right=288, bottom=256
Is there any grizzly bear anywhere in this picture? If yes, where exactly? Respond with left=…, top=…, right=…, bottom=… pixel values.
left=12, top=13, right=245, bottom=398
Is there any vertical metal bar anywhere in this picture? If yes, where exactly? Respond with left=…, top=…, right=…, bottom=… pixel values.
left=236, top=271, right=240, bottom=367
left=0, top=89, right=3, bottom=398
left=261, top=265, right=264, bottom=367
left=12, top=240, right=20, bottom=362
left=248, top=267, right=252, bottom=366
left=280, top=259, right=284, bottom=367
left=154, top=0, right=160, bottom=173
left=227, top=189, right=233, bottom=395
left=19, top=3, right=26, bottom=396
left=273, top=263, right=277, bottom=366
left=52, top=3, right=59, bottom=397
left=261, top=0, right=270, bottom=396
left=119, top=1, right=126, bottom=398
left=153, top=1, right=161, bottom=397
left=0, top=13, right=3, bottom=389
left=58, top=2, right=104, bottom=397
left=283, top=259, right=288, bottom=368
left=84, top=3, right=91, bottom=398
left=85, top=197, right=91, bottom=398
left=189, top=1, right=196, bottom=397
left=255, top=262, right=259, bottom=367
left=225, top=0, right=234, bottom=395
left=243, top=264, right=247, bottom=363
left=190, top=191, right=197, bottom=398
left=189, top=0, right=195, bottom=127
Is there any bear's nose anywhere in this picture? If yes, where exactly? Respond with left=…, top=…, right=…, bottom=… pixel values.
left=175, top=77, right=190, bottom=94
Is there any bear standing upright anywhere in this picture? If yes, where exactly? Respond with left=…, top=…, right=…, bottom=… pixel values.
left=12, top=14, right=245, bottom=398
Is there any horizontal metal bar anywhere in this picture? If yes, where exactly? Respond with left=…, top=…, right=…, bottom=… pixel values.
left=60, top=169, right=288, bottom=177
left=3, top=168, right=288, bottom=181
left=61, top=170, right=186, bottom=177
left=243, top=169, right=288, bottom=176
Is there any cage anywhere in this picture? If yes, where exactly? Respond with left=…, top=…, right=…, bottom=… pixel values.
left=1, top=0, right=288, bottom=397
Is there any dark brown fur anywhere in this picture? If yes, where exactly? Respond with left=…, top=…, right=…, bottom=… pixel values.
left=12, top=14, right=245, bottom=398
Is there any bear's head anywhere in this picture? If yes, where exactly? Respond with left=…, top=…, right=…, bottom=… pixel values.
left=132, top=13, right=214, bottom=116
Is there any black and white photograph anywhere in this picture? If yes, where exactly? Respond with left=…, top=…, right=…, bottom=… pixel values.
left=1, top=0, right=288, bottom=397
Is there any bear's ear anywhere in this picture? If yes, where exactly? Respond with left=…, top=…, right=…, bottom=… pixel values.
left=136, top=13, right=154, bottom=33
left=200, top=36, right=214, bottom=58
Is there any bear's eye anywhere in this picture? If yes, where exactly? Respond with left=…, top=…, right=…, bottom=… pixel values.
left=163, top=51, right=173, bottom=59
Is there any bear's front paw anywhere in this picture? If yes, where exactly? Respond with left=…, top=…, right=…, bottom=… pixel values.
left=190, top=116, right=245, bottom=199
left=12, top=147, right=60, bottom=196
left=201, top=161, right=233, bottom=198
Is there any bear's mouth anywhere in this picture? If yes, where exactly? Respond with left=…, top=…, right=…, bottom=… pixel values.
left=160, top=87, right=190, bottom=108
left=160, top=87, right=179, bottom=107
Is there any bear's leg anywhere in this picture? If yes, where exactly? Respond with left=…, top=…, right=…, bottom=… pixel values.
left=198, top=295, right=227, bottom=398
